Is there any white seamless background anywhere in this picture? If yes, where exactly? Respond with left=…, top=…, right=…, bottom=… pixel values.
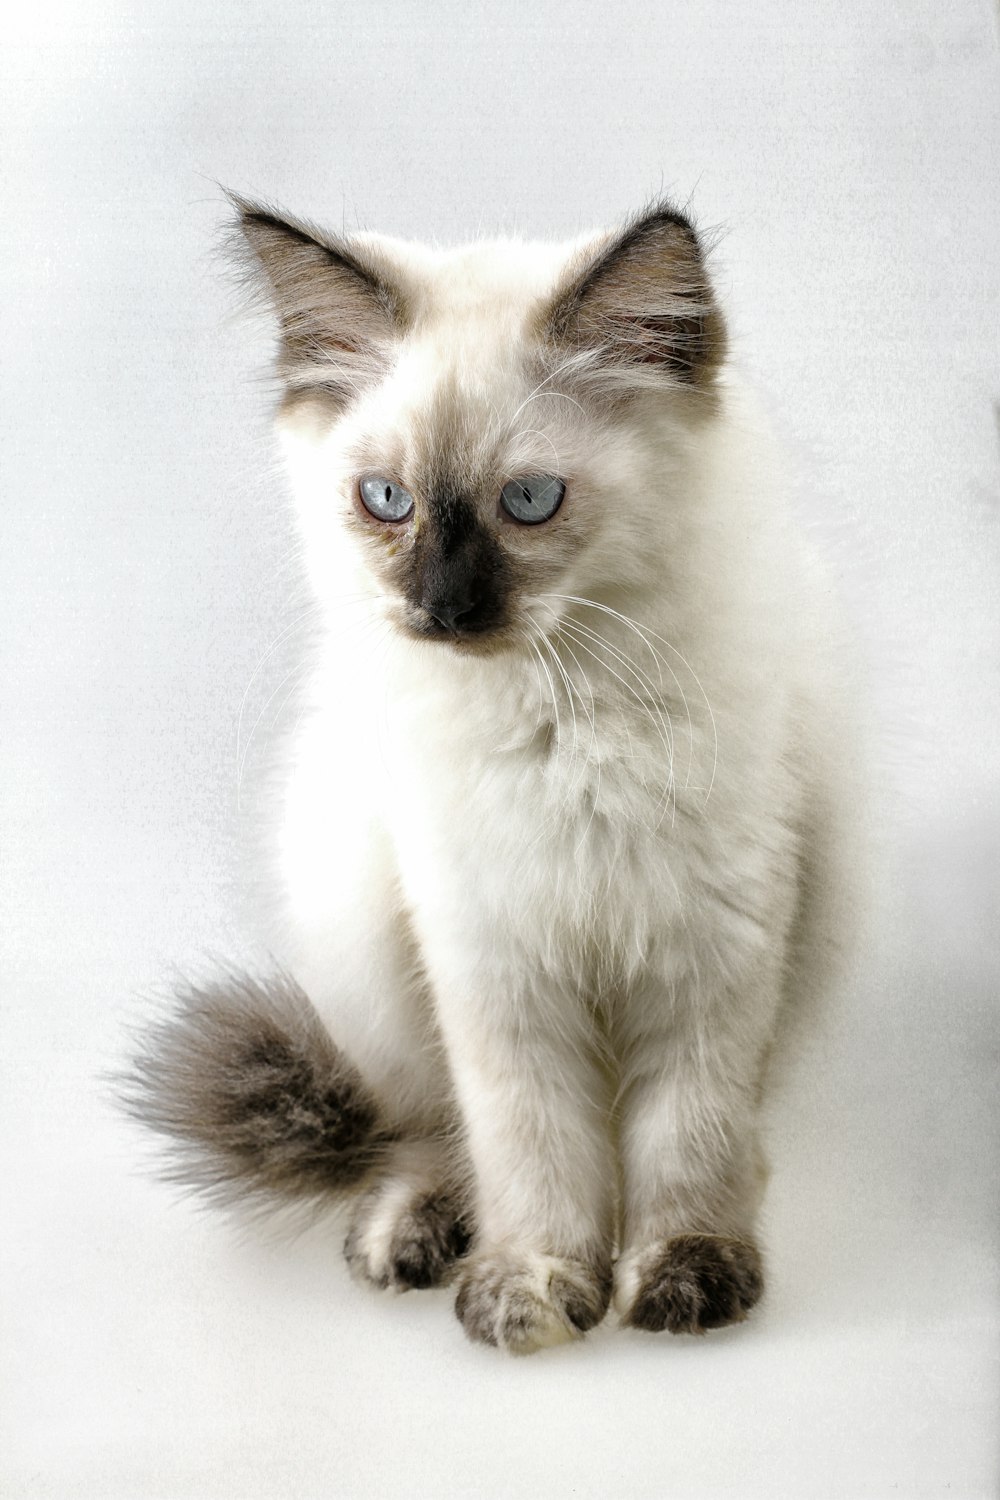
left=2, top=2, right=998, bottom=1497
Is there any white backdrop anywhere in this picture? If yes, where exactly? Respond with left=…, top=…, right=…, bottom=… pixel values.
left=2, top=1, right=998, bottom=1496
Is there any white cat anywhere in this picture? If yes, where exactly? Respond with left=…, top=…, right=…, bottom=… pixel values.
left=127, top=197, right=857, bottom=1353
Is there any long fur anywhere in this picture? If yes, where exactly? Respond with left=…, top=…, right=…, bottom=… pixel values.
left=126, top=197, right=860, bottom=1353
left=121, top=970, right=393, bottom=1210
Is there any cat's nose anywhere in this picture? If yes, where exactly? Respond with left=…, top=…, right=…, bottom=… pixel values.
left=424, top=595, right=476, bottom=634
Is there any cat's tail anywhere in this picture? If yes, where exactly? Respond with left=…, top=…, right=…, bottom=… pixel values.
left=119, top=969, right=394, bottom=1213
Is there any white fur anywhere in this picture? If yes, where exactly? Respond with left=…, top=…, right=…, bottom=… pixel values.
left=262, top=225, right=856, bottom=1348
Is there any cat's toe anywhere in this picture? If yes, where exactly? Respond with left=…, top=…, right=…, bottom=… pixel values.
left=455, top=1251, right=612, bottom=1354
left=345, top=1187, right=470, bottom=1292
left=619, top=1233, right=763, bottom=1335
left=389, top=1196, right=471, bottom=1289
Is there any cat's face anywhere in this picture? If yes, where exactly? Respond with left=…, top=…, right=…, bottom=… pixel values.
left=236, top=200, right=726, bottom=655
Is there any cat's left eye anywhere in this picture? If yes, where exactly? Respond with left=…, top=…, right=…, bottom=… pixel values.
left=500, top=475, right=565, bottom=525
left=359, top=475, right=415, bottom=523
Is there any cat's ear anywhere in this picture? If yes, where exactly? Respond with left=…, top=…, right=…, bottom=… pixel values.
left=546, top=203, right=726, bottom=389
left=228, top=195, right=405, bottom=387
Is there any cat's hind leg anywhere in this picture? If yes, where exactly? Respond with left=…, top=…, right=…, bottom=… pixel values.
left=344, top=1136, right=471, bottom=1291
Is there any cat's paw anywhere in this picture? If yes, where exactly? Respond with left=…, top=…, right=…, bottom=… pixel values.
left=344, top=1183, right=470, bottom=1292
left=617, top=1233, right=763, bottom=1334
left=454, top=1250, right=612, bottom=1354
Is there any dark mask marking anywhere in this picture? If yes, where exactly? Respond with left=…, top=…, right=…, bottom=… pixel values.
left=404, top=487, right=511, bottom=638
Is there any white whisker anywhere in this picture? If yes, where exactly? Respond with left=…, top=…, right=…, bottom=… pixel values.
left=526, top=634, right=561, bottom=754
left=561, top=616, right=676, bottom=767
left=551, top=627, right=602, bottom=834
left=542, top=593, right=715, bottom=803
left=518, top=629, right=547, bottom=739
left=559, top=621, right=676, bottom=829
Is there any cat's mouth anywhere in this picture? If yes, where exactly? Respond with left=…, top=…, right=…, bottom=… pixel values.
left=398, top=603, right=516, bottom=656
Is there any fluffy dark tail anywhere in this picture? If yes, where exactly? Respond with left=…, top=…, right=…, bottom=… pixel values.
left=120, top=969, right=393, bottom=1211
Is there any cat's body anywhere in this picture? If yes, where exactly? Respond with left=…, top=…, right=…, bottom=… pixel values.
left=127, top=200, right=855, bottom=1352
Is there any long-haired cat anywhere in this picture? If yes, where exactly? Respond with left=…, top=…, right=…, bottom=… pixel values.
left=125, top=196, right=855, bottom=1353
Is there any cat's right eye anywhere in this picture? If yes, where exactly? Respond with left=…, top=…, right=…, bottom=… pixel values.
left=359, top=475, right=415, bottom=523
left=500, top=475, right=565, bottom=525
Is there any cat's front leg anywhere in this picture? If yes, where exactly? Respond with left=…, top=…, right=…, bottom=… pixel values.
left=425, top=949, right=616, bottom=1354
left=612, top=956, right=783, bottom=1336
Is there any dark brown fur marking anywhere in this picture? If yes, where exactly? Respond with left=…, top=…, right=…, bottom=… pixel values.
left=343, top=1189, right=471, bottom=1291
left=405, top=488, right=511, bottom=638
left=626, top=1234, right=764, bottom=1335
left=553, top=1263, right=614, bottom=1332
left=120, top=970, right=391, bottom=1209
left=391, top=1194, right=472, bottom=1289
left=229, top=195, right=407, bottom=400
left=544, top=200, right=727, bottom=386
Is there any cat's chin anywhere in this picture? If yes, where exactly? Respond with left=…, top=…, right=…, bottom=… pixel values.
left=393, top=612, right=521, bottom=659
left=404, top=628, right=519, bottom=659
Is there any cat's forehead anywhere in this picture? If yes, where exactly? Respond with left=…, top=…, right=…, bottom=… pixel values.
left=356, top=356, right=564, bottom=499
left=346, top=236, right=604, bottom=482
left=356, top=230, right=604, bottom=324
left=373, top=317, right=591, bottom=493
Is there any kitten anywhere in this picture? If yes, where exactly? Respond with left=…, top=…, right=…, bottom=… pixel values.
left=125, top=197, right=855, bottom=1353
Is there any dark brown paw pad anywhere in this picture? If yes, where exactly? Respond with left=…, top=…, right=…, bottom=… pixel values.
left=625, top=1234, right=763, bottom=1335
left=455, top=1253, right=612, bottom=1354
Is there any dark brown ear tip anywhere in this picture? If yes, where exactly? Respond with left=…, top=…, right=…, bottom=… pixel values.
left=627, top=199, right=710, bottom=258
left=220, top=186, right=266, bottom=227
left=224, top=193, right=324, bottom=254
left=637, top=200, right=699, bottom=233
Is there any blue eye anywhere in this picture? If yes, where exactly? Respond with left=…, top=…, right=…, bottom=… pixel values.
left=500, top=475, right=565, bottom=525
left=359, top=475, right=414, bottom=523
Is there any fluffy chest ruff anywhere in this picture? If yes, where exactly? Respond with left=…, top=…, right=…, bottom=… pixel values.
left=324, top=627, right=801, bottom=998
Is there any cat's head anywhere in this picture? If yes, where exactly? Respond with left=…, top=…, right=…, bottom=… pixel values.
left=233, top=197, right=726, bottom=654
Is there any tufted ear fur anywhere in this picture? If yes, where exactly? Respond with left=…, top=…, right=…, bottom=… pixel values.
left=545, top=202, right=726, bottom=390
left=228, top=194, right=406, bottom=399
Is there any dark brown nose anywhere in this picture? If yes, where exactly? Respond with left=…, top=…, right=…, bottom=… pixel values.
left=422, top=592, right=476, bottom=634
left=411, top=493, right=507, bottom=637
